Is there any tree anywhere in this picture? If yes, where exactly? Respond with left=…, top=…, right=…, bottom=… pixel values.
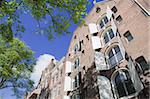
left=0, top=0, right=88, bottom=41
left=0, top=0, right=88, bottom=97
left=0, top=36, right=35, bottom=98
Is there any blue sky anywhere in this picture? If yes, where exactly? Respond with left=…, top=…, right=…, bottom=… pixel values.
left=0, top=0, right=103, bottom=99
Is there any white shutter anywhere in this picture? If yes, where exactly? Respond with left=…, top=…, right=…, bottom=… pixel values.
left=88, top=23, right=98, bottom=34
left=65, top=61, right=72, bottom=74
left=128, top=58, right=143, bottom=92
left=106, top=6, right=113, bottom=20
left=64, top=76, right=72, bottom=91
left=97, top=76, right=114, bottom=99
left=111, top=20, right=117, bottom=36
left=63, top=96, right=70, bottom=99
left=91, top=36, right=102, bottom=50
left=95, top=52, right=108, bottom=70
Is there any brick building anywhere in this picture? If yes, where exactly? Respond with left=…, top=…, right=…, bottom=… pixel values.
left=26, top=0, right=149, bottom=99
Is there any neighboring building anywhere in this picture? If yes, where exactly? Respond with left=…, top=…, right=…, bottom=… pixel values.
left=26, top=0, right=149, bottom=99
left=25, top=57, right=65, bottom=99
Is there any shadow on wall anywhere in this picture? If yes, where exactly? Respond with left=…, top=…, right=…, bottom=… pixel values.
left=79, top=63, right=100, bottom=99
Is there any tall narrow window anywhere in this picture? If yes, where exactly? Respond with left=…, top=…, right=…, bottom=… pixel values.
left=124, top=31, right=133, bottom=42
left=74, top=58, right=80, bottom=69
left=135, top=56, right=149, bottom=72
left=108, top=45, right=123, bottom=67
left=74, top=44, right=78, bottom=54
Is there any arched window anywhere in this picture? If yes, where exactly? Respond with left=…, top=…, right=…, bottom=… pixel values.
left=99, top=16, right=108, bottom=28
left=108, top=45, right=123, bottom=67
left=114, top=70, right=136, bottom=98
left=104, top=28, right=115, bottom=44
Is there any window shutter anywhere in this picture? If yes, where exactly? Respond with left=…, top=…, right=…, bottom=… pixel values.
left=111, top=20, right=117, bottom=36
left=95, top=52, right=108, bottom=70
left=65, top=61, right=72, bottom=74
left=63, top=96, right=70, bottom=99
left=127, top=58, right=144, bottom=92
left=91, top=36, right=102, bottom=50
left=64, top=76, right=72, bottom=91
left=88, top=23, right=98, bottom=34
left=106, top=6, right=113, bottom=20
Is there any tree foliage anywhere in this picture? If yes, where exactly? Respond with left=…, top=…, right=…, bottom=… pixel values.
left=0, top=0, right=88, bottom=41
left=0, top=36, right=35, bottom=97
left=0, top=0, right=88, bottom=97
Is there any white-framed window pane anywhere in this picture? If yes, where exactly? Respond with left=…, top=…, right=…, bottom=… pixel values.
left=108, top=29, right=114, bottom=39
left=104, top=16, right=108, bottom=24
left=109, top=56, right=117, bottom=66
left=104, top=33, right=109, bottom=44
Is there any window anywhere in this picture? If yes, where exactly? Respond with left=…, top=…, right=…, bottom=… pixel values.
left=104, top=28, right=115, bottom=44
left=124, top=31, right=133, bottom=42
left=114, top=70, right=136, bottom=98
left=74, top=73, right=81, bottom=88
left=74, top=58, right=80, bottom=69
left=74, top=44, right=78, bottom=54
left=99, top=16, right=108, bottom=28
left=96, top=7, right=101, bottom=13
left=108, top=45, right=123, bottom=67
left=116, top=15, right=122, bottom=22
left=135, top=56, right=149, bottom=72
left=111, top=6, right=118, bottom=13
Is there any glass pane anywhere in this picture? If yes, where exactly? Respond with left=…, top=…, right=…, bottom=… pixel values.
left=108, top=29, right=115, bottom=39
left=104, top=33, right=109, bottom=44
left=100, top=20, right=104, bottom=28
left=108, top=49, right=113, bottom=58
left=116, top=82, right=127, bottom=98
left=114, top=46, right=120, bottom=53
left=116, top=52, right=123, bottom=62
left=109, top=56, right=117, bottom=66
left=104, top=16, right=108, bottom=24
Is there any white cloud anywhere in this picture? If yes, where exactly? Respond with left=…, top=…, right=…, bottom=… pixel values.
left=31, top=54, right=56, bottom=86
